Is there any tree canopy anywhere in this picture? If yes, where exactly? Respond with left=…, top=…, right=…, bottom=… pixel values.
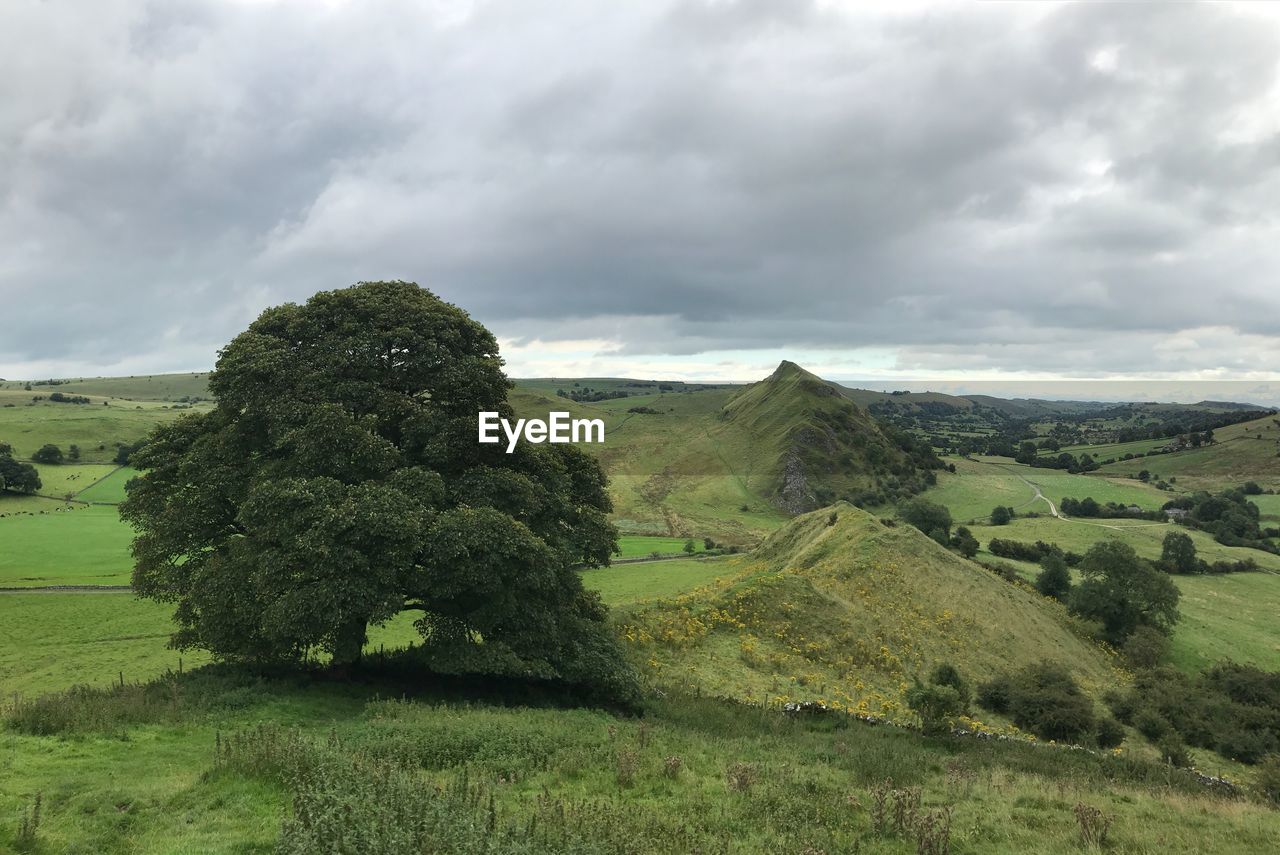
left=1069, top=540, right=1180, bottom=643
left=0, top=449, right=42, bottom=494
left=121, top=281, right=637, bottom=701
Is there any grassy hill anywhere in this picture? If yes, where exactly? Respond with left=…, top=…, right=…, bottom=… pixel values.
left=619, top=503, right=1124, bottom=719
left=1096, top=414, right=1280, bottom=490
left=510, top=362, right=940, bottom=543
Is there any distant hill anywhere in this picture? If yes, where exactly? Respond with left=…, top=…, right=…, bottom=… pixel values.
left=720, top=361, right=941, bottom=512
left=618, top=502, right=1124, bottom=716
left=512, top=361, right=942, bottom=541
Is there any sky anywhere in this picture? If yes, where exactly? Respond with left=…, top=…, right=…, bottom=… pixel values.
left=3, top=0, right=1280, bottom=395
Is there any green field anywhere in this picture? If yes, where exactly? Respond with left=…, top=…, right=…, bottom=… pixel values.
left=76, top=466, right=138, bottom=504
left=0, top=394, right=210, bottom=463
left=0, top=593, right=205, bottom=696
left=1250, top=493, right=1280, bottom=521
left=32, top=463, right=120, bottom=500
left=0, top=372, right=211, bottom=402
left=926, top=456, right=1174, bottom=523
left=0, top=505, right=134, bottom=587
left=613, top=535, right=707, bottom=558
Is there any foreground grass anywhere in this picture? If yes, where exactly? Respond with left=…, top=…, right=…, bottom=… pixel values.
left=3, top=667, right=1277, bottom=854
left=0, top=560, right=737, bottom=698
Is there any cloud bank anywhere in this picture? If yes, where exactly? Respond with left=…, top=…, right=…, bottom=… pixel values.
left=2, top=0, right=1279, bottom=382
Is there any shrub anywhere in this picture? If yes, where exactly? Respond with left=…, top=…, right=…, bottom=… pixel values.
left=990, top=505, right=1011, bottom=525
left=1258, top=754, right=1280, bottom=806
left=929, top=663, right=970, bottom=706
left=976, top=674, right=1014, bottom=714
left=1034, top=554, right=1072, bottom=601
left=1122, top=625, right=1171, bottom=670
left=1006, top=662, right=1096, bottom=743
left=1157, top=735, right=1191, bottom=768
left=905, top=683, right=965, bottom=736
left=1134, top=708, right=1171, bottom=741
left=1095, top=718, right=1125, bottom=749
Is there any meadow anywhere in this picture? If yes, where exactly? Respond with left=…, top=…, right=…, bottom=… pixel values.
left=7, top=667, right=1277, bottom=854
left=0, top=506, right=135, bottom=587
left=924, top=456, right=1174, bottom=524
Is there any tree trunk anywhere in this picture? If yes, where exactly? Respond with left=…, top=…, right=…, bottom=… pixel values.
left=330, top=617, right=367, bottom=675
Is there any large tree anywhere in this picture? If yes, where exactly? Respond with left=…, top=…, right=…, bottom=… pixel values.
left=0, top=452, right=42, bottom=494
left=121, top=282, right=636, bottom=700
left=1069, top=540, right=1180, bottom=643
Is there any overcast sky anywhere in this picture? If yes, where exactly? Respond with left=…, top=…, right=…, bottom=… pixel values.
left=3, top=0, right=1280, bottom=389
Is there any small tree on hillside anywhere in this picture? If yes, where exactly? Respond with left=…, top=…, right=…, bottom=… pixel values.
left=901, top=498, right=952, bottom=546
left=1069, top=541, right=1180, bottom=644
left=1159, top=531, right=1199, bottom=575
left=32, top=444, right=63, bottom=465
left=990, top=505, right=1012, bottom=526
left=1035, top=553, right=1072, bottom=602
left=950, top=526, right=979, bottom=558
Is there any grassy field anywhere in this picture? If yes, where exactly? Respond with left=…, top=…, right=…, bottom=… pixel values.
left=0, top=505, right=135, bottom=587
left=613, top=535, right=707, bottom=558
left=0, top=593, right=205, bottom=696
left=0, top=395, right=210, bottom=463
left=1249, top=493, right=1280, bottom=521
left=977, top=522, right=1280, bottom=674
left=1171, top=572, right=1280, bottom=673
left=31, top=463, right=120, bottom=500
left=5, top=668, right=1277, bottom=854
left=967, top=514, right=1280, bottom=574
left=1096, top=415, right=1280, bottom=491
left=583, top=556, right=737, bottom=604
left=926, top=456, right=1174, bottom=523
left=0, top=372, right=211, bottom=402
left=75, top=466, right=138, bottom=504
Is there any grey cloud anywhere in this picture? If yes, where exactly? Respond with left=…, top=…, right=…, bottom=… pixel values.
left=2, top=0, right=1279, bottom=379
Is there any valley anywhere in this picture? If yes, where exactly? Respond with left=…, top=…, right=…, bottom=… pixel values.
left=3, top=364, right=1280, bottom=852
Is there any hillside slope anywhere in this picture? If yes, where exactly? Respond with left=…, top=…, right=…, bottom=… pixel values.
left=1096, top=414, right=1280, bottom=490
left=719, top=361, right=940, bottom=513
left=510, top=362, right=940, bottom=542
left=619, top=503, right=1124, bottom=720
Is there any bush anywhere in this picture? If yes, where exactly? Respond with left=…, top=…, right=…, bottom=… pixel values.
left=1122, top=626, right=1171, bottom=670
left=1006, top=662, right=1096, bottom=743
left=1134, top=708, right=1170, bottom=741
left=1034, top=554, right=1072, bottom=601
left=929, top=663, right=970, bottom=706
left=1257, top=754, right=1280, bottom=806
left=905, top=683, right=965, bottom=736
left=976, top=674, right=1014, bottom=714
left=1157, top=735, right=1191, bottom=768
left=1095, top=718, right=1125, bottom=750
